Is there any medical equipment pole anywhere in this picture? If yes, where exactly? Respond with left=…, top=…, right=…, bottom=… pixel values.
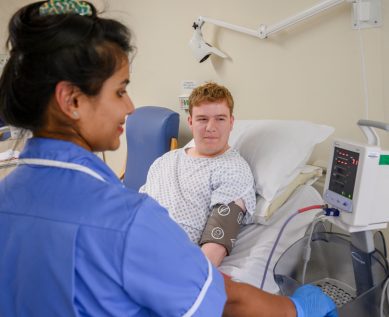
left=348, top=120, right=386, bottom=295
left=350, top=231, right=375, bottom=295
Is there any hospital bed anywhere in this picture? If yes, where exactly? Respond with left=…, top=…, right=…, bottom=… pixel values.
left=123, top=107, right=323, bottom=291
left=0, top=124, right=24, bottom=179
left=218, top=119, right=389, bottom=316
left=215, top=119, right=334, bottom=293
left=123, top=109, right=335, bottom=294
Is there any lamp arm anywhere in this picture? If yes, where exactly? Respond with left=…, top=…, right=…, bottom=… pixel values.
left=196, top=16, right=259, bottom=37
left=195, top=0, right=347, bottom=40
left=261, top=0, right=346, bottom=38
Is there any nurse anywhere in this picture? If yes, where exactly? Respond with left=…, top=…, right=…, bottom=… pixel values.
left=0, top=1, right=337, bottom=316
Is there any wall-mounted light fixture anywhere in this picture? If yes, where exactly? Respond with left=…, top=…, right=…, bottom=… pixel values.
left=189, top=24, right=227, bottom=63
left=189, top=0, right=382, bottom=63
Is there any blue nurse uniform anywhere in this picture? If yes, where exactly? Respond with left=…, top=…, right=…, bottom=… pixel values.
left=0, top=138, right=226, bottom=316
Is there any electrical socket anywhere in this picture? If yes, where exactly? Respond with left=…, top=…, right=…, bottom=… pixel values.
left=0, top=54, right=10, bottom=72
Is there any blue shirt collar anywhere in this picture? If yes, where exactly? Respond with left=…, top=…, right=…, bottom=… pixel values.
left=20, top=137, right=121, bottom=185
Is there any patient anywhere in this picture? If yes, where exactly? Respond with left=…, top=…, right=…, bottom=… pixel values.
left=140, top=82, right=256, bottom=266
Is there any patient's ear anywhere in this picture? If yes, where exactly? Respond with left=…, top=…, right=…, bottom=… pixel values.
left=188, top=115, right=193, bottom=129
left=54, top=81, right=80, bottom=120
left=230, top=114, right=235, bottom=131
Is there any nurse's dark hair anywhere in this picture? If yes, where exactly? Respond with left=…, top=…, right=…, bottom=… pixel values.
left=0, top=1, right=135, bottom=131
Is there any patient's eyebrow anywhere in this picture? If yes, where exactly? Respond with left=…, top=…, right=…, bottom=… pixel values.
left=195, top=114, right=228, bottom=119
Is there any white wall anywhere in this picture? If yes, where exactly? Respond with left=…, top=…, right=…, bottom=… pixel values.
left=103, top=0, right=388, bottom=174
left=1, top=0, right=388, bottom=173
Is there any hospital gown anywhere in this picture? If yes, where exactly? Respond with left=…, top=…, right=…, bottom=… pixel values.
left=140, top=147, right=256, bottom=244
left=0, top=137, right=226, bottom=317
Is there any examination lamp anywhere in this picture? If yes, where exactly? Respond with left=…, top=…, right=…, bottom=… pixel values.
left=189, top=21, right=227, bottom=63
left=189, top=0, right=381, bottom=62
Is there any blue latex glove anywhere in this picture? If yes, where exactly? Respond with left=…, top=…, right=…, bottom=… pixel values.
left=290, top=284, right=338, bottom=317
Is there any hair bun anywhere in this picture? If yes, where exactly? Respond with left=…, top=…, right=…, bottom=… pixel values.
left=7, top=2, right=97, bottom=55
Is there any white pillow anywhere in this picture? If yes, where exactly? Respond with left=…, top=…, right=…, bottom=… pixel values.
left=229, top=120, right=334, bottom=202
left=252, top=165, right=323, bottom=224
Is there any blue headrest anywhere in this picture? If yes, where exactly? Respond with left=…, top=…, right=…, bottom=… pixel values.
left=123, top=106, right=179, bottom=191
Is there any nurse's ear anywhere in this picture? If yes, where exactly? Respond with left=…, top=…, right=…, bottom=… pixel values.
left=55, top=81, right=81, bottom=120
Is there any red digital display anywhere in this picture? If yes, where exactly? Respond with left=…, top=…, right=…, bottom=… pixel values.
left=329, top=147, right=359, bottom=199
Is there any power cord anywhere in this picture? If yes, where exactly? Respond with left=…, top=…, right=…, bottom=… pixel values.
left=301, top=212, right=326, bottom=284
left=380, top=276, right=389, bottom=317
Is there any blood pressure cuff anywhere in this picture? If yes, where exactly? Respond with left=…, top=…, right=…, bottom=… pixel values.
left=199, top=202, right=245, bottom=255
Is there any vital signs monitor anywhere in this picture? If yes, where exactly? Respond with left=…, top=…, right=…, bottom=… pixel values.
left=323, top=120, right=389, bottom=232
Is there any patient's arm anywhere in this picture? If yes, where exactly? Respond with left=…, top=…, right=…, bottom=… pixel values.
left=222, top=276, right=296, bottom=317
left=201, top=199, right=246, bottom=267
left=233, top=198, right=245, bottom=211
left=201, top=243, right=227, bottom=267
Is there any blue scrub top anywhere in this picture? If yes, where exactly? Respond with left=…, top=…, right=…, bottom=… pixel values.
left=0, top=138, right=226, bottom=316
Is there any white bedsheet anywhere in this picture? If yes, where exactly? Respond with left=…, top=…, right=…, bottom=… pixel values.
left=219, top=184, right=323, bottom=293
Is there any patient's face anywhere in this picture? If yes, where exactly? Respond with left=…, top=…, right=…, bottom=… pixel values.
left=188, top=100, right=234, bottom=157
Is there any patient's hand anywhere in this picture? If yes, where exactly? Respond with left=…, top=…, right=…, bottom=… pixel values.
left=201, top=242, right=227, bottom=267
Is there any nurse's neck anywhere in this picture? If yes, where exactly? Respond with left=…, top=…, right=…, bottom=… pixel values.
left=34, top=128, right=92, bottom=152
left=34, top=105, right=92, bottom=152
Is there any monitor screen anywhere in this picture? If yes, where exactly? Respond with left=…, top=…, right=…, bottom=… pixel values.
left=328, top=147, right=359, bottom=199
